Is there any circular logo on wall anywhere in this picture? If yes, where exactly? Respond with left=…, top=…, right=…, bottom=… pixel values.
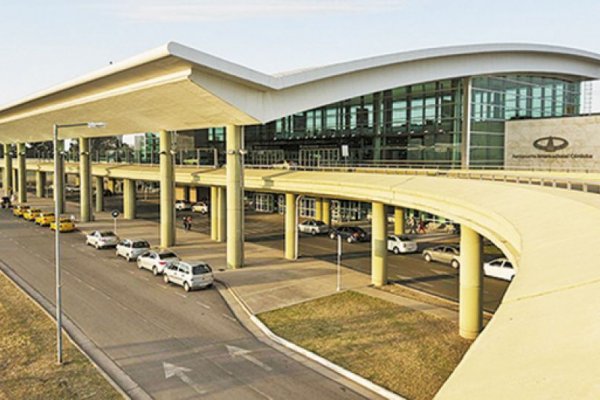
left=533, top=136, right=569, bottom=153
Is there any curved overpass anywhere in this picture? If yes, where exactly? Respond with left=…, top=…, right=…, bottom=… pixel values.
left=16, top=161, right=600, bottom=399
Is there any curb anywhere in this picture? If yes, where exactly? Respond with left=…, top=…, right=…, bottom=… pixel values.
left=215, top=278, right=406, bottom=400
left=0, top=259, right=151, bottom=400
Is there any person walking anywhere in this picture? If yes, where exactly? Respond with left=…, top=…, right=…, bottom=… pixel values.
left=418, top=219, right=426, bottom=234
left=182, top=216, right=188, bottom=230
left=186, top=216, right=193, bottom=231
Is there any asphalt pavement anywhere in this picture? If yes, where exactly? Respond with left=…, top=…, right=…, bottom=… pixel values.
left=0, top=207, right=373, bottom=400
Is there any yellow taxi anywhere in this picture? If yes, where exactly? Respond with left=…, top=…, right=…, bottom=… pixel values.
left=50, top=218, right=76, bottom=233
left=13, top=205, right=30, bottom=217
left=23, top=208, right=42, bottom=221
left=36, top=212, right=55, bottom=226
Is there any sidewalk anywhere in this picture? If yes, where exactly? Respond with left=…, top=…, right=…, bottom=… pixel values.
left=20, top=195, right=459, bottom=319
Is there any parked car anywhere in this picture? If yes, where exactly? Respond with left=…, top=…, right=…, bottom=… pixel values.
left=86, top=230, right=120, bottom=249
left=36, top=212, right=55, bottom=226
left=50, top=218, right=76, bottom=232
left=272, top=160, right=298, bottom=170
left=23, top=208, right=42, bottom=221
left=298, top=219, right=328, bottom=235
left=422, top=245, right=460, bottom=268
left=387, top=235, right=418, bottom=254
left=175, top=200, right=192, bottom=211
left=137, top=250, right=180, bottom=275
left=163, top=261, right=214, bottom=292
left=329, top=226, right=369, bottom=243
left=116, top=239, right=151, bottom=261
left=65, top=185, right=80, bottom=193
left=483, top=258, right=515, bottom=281
left=13, top=205, right=30, bottom=217
left=191, top=202, right=208, bottom=214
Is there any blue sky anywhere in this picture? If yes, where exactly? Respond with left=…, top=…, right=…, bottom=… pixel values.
left=1, top=0, right=599, bottom=109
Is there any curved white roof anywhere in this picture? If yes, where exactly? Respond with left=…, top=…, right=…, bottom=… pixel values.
left=1, top=42, right=600, bottom=142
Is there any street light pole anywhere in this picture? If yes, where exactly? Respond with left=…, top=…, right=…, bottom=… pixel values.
left=53, top=121, right=105, bottom=365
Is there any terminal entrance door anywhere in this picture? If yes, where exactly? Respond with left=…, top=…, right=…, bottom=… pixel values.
left=254, top=193, right=275, bottom=213
left=331, top=200, right=368, bottom=223
left=250, top=149, right=285, bottom=165
left=299, top=148, right=340, bottom=167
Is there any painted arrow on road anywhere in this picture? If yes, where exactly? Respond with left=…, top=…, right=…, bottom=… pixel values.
left=226, top=345, right=272, bottom=371
left=163, top=362, right=206, bottom=395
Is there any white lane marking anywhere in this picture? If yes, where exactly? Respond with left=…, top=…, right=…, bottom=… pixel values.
left=226, top=345, right=272, bottom=372
left=177, top=293, right=187, bottom=299
left=163, top=362, right=207, bottom=395
left=222, top=314, right=237, bottom=323
left=195, top=301, right=210, bottom=310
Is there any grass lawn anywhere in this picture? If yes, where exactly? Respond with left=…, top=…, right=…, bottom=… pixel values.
left=258, top=290, right=471, bottom=400
left=0, top=273, right=121, bottom=400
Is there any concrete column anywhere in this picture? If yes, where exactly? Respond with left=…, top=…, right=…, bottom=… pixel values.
left=210, top=186, right=218, bottom=241
left=314, top=197, right=323, bottom=221
left=13, top=168, right=18, bottom=192
left=55, top=140, right=66, bottom=214
left=322, top=198, right=331, bottom=226
left=35, top=171, right=46, bottom=198
left=183, top=186, right=191, bottom=202
left=95, top=176, right=104, bottom=212
left=123, top=179, right=136, bottom=220
left=459, top=225, right=483, bottom=340
left=160, top=130, right=175, bottom=248
left=371, top=201, right=388, bottom=287
left=79, top=138, right=92, bottom=222
left=17, top=143, right=26, bottom=203
left=285, top=193, right=297, bottom=260
left=217, top=186, right=226, bottom=243
left=226, top=125, right=244, bottom=269
left=2, top=144, right=12, bottom=195
left=394, top=207, right=405, bottom=235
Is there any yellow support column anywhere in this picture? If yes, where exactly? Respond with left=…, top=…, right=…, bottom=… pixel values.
left=123, top=179, right=136, bottom=220
left=95, top=176, right=104, bottom=212
left=394, top=207, right=405, bottom=235
left=217, top=186, right=226, bottom=243
left=371, top=202, right=388, bottom=287
left=36, top=171, right=46, bottom=198
left=322, top=198, right=331, bottom=226
left=226, top=125, right=244, bottom=269
left=79, top=138, right=92, bottom=222
left=459, top=225, right=483, bottom=339
left=2, top=144, right=12, bottom=195
left=314, top=198, right=323, bottom=221
left=160, top=130, right=175, bottom=247
left=17, top=143, right=26, bottom=203
left=210, top=186, right=218, bottom=241
left=285, top=193, right=297, bottom=260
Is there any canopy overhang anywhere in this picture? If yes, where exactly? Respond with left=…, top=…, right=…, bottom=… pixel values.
left=1, top=42, right=600, bottom=143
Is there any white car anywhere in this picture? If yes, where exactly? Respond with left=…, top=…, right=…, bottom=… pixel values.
left=387, top=235, right=418, bottom=254
left=163, top=261, right=214, bottom=292
left=116, top=239, right=151, bottom=261
left=298, top=220, right=328, bottom=235
left=484, top=258, right=515, bottom=281
left=192, top=202, right=208, bottom=214
left=86, top=231, right=120, bottom=249
left=175, top=200, right=192, bottom=211
left=137, top=250, right=180, bottom=275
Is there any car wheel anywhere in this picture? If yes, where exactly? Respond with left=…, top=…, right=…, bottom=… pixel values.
left=393, top=247, right=400, bottom=255
left=152, top=266, right=158, bottom=276
left=424, top=253, right=432, bottom=262
left=311, top=230, right=317, bottom=236
left=184, top=282, right=191, bottom=292
left=329, top=233, right=336, bottom=240
left=451, top=260, right=460, bottom=269
left=163, top=275, right=170, bottom=284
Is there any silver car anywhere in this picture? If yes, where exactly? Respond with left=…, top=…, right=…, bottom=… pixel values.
left=86, top=230, right=120, bottom=249
left=116, top=239, right=151, bottom=262
left=422, top=245, right=460, bottom=269
left=298, top=220, right=328, bottom=235
left=163, top=261, right=214, bottom=292
left=137, top=250, right=180, bottom=275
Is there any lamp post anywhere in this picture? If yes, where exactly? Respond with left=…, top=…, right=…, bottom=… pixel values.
left=53, top=122, right=105, bottom=365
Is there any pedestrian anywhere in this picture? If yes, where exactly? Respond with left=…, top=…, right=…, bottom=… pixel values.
left=186, top=216, right=193, bottom=231
left=408, top=216, right=416, bottom=234
left=182, top=216, right=188, bottom=230
left=418, top=219, right=426, bottom=234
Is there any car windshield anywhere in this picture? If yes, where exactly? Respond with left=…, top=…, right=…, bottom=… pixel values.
left=398, top=236, right=412, bottom=241
left=192, top=264, right=212, bottom=275
left=159, top=252, right=178, bottom=259
left=100, top=231, right=115, bottom=237
left=133, top=241, right=150, bottom=248
left=315, top=221, right=326, bottom=226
